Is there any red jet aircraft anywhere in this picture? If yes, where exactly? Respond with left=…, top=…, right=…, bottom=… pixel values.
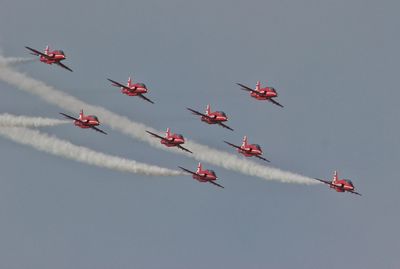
left=237, top=81, right=283, bottom=108
left=179, top=162, right=223, bottom=188
left=224, top=136, right=270, bottom=162
left=146, top=128, right=192, bottom=153
left=25, top=45, right=73, bottom=72
left=314, top=171, right=361, bottom=196
left=60, top=110, right=107, bottom=135
left=187, top=104, right=233, bottom=131
left=107, top=77, right=154, bottom=104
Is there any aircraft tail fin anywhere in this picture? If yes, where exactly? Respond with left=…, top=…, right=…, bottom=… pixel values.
left=196, top=162, right=202, bottom=173
left=206, top=104, right=211, bottom=115
left=79, top=109, right=84, bottom=119
left=166, top=127, right=171, bottom=137
left=127, top=77, right=132, bottom=87
left=242, top=136, right=248, bottom=147
left=45, top=45, right=49, bottom=55
left=333, top=170, right=338, bottom=183
left=256, top=81, right=261, bottom=91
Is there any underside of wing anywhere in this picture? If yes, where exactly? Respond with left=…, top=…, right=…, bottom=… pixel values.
left=187, top=107, right=208, bottom=118
left=138, top=93, right=154, bottom=104
left=209, top=180, right=224, bottom=188
left=145, top=130, right=165, bottom=140
left=255, top=155, right=270, bottom=163
left=177, top=144, right=193, bottom=154
left=90, top=126, right=107, bottom=135
left=237, top=83, right=256, bottom=93
left=348, top=190, right=362, bottom=196
left=224, top=141, right=241, bottom=150
left=269, top=98, right=284, bottom=108
left=25, top=46, right=49, bottom=58
left=178, top=166, right=197, bottom=176
left=107, top=78, right=133, bottom=91
left=218, top=122, right=234, bottom=131
left=56, top=62, right=73, bottom=72
left=313, top=178, right=333, bottom=186
left=59, top=112, right=79, bottom=122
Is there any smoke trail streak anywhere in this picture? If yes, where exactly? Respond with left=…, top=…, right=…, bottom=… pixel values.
left=0, top=126, right=183, bottom=176
left=0, top=56, right=316, bottom=184
left=0, top=113, right=68, bottom=127
left=0, top=57, right=35, bottom=65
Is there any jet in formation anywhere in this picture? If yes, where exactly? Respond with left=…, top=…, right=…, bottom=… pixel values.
left=187, top=104, right=233, bottom=131
left=25, top=45, right=73, bottom=72
left=60, top=110, right=107, bottom=135
left=224, top=136, right=270, bottom=162
left=107, top=77, right=154, bottom=104
left=237, top=81, right=283, bottom=108
left=146, top=128, right=193, bottom=153
left=179, top=162, right=223, bottom=188
left=314, top=171, right=361, bottom=196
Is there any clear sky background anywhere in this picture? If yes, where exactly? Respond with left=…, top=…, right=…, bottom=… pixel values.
left=0, top=0, right=399, bottom=268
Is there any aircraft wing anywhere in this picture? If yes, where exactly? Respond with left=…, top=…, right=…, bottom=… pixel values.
left=146, top=130, right=166, bottom=141
left=187, top=107, right=208, bottom=117
left=90, top=126, right=107, bottom=135
left=56, top=62, right=73, bottom=72
left=177, top=144, right=193, bottom=154
left=178, top=166, right=198, bottom=176
left=255, top=155, right=271, bottom=163
left=224, top=141, right=241, bottom=150
left=138, top=94, right=155, bottom=104
left=209, top=180, right=224, bottom=189
left=60, top=113, right=107, bottom=135
left=107, top=78, right=133, bottom=91
left=348, top=190, right=362, bottom=196
left=25, top=46, right=50, bottom=58
left=237, top=83, right=257, bottom=93
left=217, top=122, right=234, bottom=131
left=60, top=112, right=80, bottom=122
left=187, top=108, right=233, bottom=130
left=313, top=178, right=333, bottom=186
left=269, top=98, right=284, bottom=108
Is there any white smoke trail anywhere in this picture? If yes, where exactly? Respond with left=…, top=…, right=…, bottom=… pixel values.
left=0, top=113, right=68, bottom=127
left=0, top=57, right=35, bottom=65
left=0, top=126, right=183, bottom=176
left=0, top=56, right=316, bottom=184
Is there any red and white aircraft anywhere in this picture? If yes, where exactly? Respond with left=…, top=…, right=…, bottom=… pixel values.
left=314, top=171, right=361, bottom=196
left=146, top=128, right=192, bottom=153
left=224, top=136, right=270, bottom=162
left=179, top=162, right=223, bottom=188
left=25, top=45, right=73, bottom=72
left=60, top=110, right=107, bottom=135
left=107, top=77, right=154, bottom=104
left=187, top=104, right=233, bottom=131
left=237, top=81, right=283, bottom=108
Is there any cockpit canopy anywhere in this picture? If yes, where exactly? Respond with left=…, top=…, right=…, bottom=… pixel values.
left=216, top=111, right=226, bottom=117
left=208, top=170, right=216, bottom=176
left=253, top=144, right=261, bottom=150
left=344, top=179, right=354, bottom=186
left=176, top=134, right=184, bottom=139
left=90, top=115, right=99, bottom=121
left=55, top=50, right=65, bottom=56
left=136, top=83, right=146, bottom=88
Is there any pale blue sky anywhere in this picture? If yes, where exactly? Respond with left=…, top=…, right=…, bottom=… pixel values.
left=0, top=0, right=399, bottom=268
